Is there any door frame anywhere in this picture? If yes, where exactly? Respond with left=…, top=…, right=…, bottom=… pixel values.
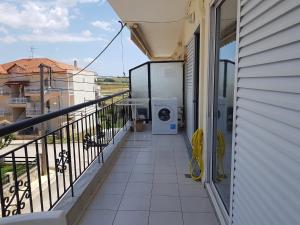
left=193, top=26, right=200, bottom=133
left=205, top=0, right=239, bottom=224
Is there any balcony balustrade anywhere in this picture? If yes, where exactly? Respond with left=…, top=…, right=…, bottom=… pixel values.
left=0, top=87, right=10, bottom=96
left=0, top=91, right=130, bottom=218
left=9, top=97, right=28, bottom=104
left=0, top=109, right=11, bottom=117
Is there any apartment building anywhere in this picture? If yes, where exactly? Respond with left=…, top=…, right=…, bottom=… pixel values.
left=0, top=58, right=99, bottom=134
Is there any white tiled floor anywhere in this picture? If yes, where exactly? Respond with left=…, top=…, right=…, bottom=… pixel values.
left=78, top=125, right=219, bottom=225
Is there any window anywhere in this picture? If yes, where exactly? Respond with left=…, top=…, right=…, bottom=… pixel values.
left=211, top=0, right=237, bottom=213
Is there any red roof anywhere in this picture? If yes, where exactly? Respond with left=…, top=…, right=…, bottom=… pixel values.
left=0, top=65, right=7, bottom=74
left=0, top=58, right=79, bottom=74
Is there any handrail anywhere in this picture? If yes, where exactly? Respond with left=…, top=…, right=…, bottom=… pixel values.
left=0, top=90, right=131, bottom=217
left=0, top=90, right=129, bottom=137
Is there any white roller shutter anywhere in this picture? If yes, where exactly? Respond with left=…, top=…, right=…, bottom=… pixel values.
left=185, top=38, right=195, bottom=142
left=232, top=1, right=300, bottom=225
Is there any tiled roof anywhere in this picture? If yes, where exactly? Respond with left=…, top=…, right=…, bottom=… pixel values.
left=0, top=58, right=79, bottom=74
left=0, top=65, right=7, bottom=74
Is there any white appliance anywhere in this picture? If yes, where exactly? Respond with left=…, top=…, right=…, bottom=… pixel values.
left=152, top=98, right=178, bottom=134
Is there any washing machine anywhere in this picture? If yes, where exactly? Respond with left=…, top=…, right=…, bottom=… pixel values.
left=152, top=98, right=178, bottom=134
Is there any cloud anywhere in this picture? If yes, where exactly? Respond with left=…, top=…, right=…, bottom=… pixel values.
left=0, top=26, right=8, bottom=34
left=0, top=35, right=17, bottom=43
left=91, top=20, right=115, bottom=31
left=0, top=30, right=106, bottom=43
left=78, top=0, right=99, bottom=3
left=84, top=57, right=94, bottom=63
left=57, top=0, right=100, bottom=7
left=0, top=2, right=69, bottom=30
left=18, top=32, right=106, bottom=43
left=82, top=30, right=92, bottom=37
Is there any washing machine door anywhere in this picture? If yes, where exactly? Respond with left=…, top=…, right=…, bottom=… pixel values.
left=157, top=107, right=172, bottom=122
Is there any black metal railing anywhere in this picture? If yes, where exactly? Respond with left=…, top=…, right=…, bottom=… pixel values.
left=0, top=91, right=130, bottom=217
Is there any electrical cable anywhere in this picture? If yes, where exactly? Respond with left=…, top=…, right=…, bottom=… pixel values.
left=0, top=21, right=125, bottom=87
left=55, top=21, right=126, bottom=81
left=120, top=28, right=125, bottom=77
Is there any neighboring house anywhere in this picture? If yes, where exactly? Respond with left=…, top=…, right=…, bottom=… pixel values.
left=108, top=0, right=300, bottom=225
left=0, top=58, right=99, bottom=134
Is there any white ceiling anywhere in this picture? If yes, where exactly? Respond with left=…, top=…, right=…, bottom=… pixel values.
left=108, top=0, right=188, bottom=58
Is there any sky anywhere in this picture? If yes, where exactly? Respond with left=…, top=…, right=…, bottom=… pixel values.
left=0, top=0, right=148, bottom=76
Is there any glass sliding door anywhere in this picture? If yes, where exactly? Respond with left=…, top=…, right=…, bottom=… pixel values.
left=211, top=0, right=237, bottom=214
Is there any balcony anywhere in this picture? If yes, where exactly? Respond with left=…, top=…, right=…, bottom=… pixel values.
left=25, top=107, right=58, bottom=117
left=0, top=87, right=10, bottom=96
left=25, top=108, right=41, bottom=117
left=0, top=91, right=218, bottom=225
left=8, top=97, right=28, bottom=107
left=0, top=109, right=11, bottom=117
left=76, top=126, right=218, bottom=225
left=24, top=86, right=59, bottom=96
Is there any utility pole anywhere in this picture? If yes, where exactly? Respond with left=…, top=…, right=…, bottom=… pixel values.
left=39, top=64, right=51, bottom=175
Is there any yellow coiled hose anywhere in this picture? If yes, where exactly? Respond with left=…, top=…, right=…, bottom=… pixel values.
left=189, top=129, right=226, bottom=181
left=216, top=131, right=226, bottom=181
left=189, top=129, right=204, bottom=181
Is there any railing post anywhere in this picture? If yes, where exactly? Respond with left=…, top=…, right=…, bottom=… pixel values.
left=122, top=94, right=125, bottom=128
left=66, top=114, right=74, bottom=197
left=111, top=98, right=115, bottom=144
left=0, top=163, right=6, bottom=217
left=95, top=104, right=101, bottom=163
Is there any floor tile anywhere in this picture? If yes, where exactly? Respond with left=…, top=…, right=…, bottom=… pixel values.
left=136, top=157, right=155, bottom=165
left=152, top=183, right=179, bottom=196
left=154, top=165, right=177, bottom=174
left=119, top=151, right=139, bottom=159
left=106, top=172, right=130, bottom=183
left=150, top=196, right=181, bottom=212
left=183, top=213, right=219, bottom=225
left=124, top=182, right=152, bottom=196
left=181, top=197, right=214, bottom=213
left=111, top=165, right=133, bottom=173
left=153, top=174, right=178, bottom=184
left=113, top=210, right=149, bottom=225
left=79, top=210, right=116, bottom=225
left=100, top=182, right=127, bottom=195
left=129, top=173, right=153, bottom=183
left=177, top=175, right=200, bottom=185
left=119, top=196, right=151, bottom=211
left=149, top=212, right=183, bottom=225
left=88, top=194, right=122, bottom=210
left=179, top=184, right=208, bottom=197
left=114, top=158, right=137, bottom=165
left=133, top=165, right=154, bottom=173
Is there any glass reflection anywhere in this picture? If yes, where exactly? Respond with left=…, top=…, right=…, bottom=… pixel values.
left=212, top=0, right=237, bottom=212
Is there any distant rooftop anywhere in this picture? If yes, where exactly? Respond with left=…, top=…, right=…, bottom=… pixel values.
left=0, top=58, right=81, bottom=74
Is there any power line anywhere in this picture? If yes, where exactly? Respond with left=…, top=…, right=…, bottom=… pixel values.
left=0, top=21, right=125, bottom=86
left=56, top=21, right=126, bottom=81
left=120, top=28, right=125, bottom=76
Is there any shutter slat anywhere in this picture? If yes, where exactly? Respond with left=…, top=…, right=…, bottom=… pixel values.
left=185, top=38, right=195, bottom=142
left=232, top=1, right=300, bottom=224
left=239, top=2, right=300, bottom=39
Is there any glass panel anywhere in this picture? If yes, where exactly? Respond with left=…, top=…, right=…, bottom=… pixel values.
left=131, top=64, right=149, bottom=119
left=212, top=0, right=237, bottom=213
left=150, top=63, right=183, bottom=108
